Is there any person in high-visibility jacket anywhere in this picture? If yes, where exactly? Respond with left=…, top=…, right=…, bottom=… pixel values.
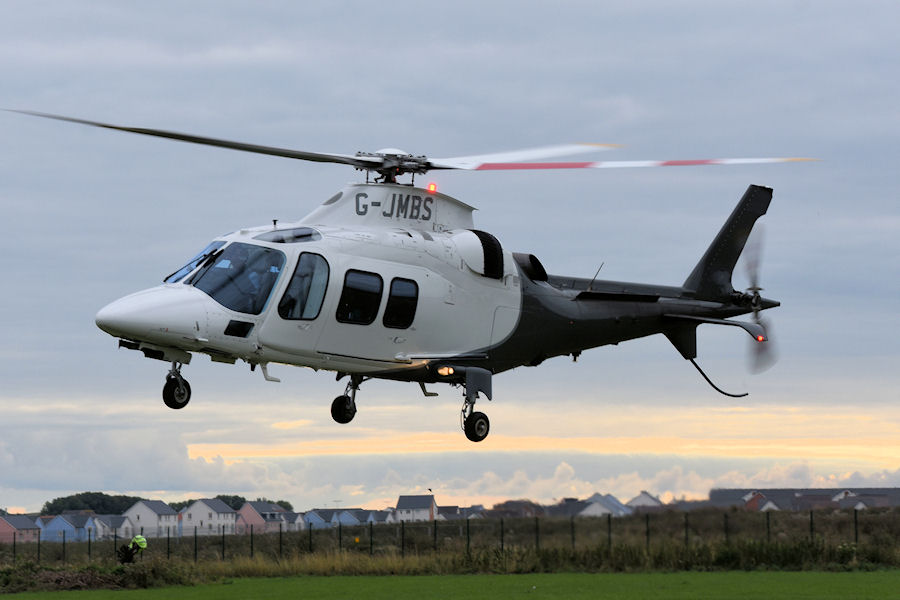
left=129, top=534, right=147, bottom=554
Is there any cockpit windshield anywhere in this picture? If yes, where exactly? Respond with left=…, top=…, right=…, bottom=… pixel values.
left=191, top=242, right=286, bottom=315
left=163, top=240, right=226, bottom=284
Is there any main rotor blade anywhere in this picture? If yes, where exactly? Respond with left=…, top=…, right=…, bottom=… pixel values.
left=8, top=110, right=382, bottom=169
left=429, top=143, right=618, bottom=170
left=470, top=157, right=817, bottom=170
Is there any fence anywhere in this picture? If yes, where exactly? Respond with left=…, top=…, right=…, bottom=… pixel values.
left=1, top=507, right=898, bottom=566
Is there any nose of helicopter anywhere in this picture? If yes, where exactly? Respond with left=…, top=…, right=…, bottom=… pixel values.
left=96, top=286, right=209, bottom=345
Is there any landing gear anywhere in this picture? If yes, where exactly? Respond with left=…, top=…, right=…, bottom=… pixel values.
left=463, top=411, right=490, bottom=442
left=162, top=362, right=191, bottom=409
left=331, top=376, right=361, bottom=424
left=458, top=367, right=493, bottom=442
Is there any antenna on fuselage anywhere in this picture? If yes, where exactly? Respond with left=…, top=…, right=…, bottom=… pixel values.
left=586, top=262, right=604, bottom=292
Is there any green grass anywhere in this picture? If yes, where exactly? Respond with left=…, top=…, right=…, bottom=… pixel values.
left=5, top=572, right=900, bottom=600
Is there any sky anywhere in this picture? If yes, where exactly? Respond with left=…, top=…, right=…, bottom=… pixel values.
left=1, top=1, right=898, bottom=514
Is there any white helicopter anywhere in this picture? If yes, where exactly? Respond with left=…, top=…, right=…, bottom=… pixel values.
left=15, top=110, right=807, bottom=442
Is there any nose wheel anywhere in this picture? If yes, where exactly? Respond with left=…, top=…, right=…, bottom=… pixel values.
left=163, top=362, right=191, bottom=409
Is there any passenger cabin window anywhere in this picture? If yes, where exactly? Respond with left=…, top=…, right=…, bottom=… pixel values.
left=278, top=253, right=329, bottom=320
left=383, top=278, right=418, bottom=329
left=192, top=242, right=285, bottom=315
left=336, top=270, right=383, bottom=325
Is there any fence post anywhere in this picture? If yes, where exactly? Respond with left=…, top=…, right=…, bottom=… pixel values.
left=13, top=531, right=16, bottom=563
left=645, top=514, right=650, bottom=553
left=766, top=511, right=771, bottom=543
left=400, top=521, right=405, bottom=558
left=607, top=513, right=612, bottom=551
left=723, top=513, right=729, bottom=545
left=221, top=525, right=225, bottom=561
left=370, top=521, right=374, bottom=556
left=37, top=529, right=41, bottom=564
left=88, top=528, right=91, bottom=561
left=339, top=522, right=343, bottom=552
left=500, top=518, right=504, bottom=552
left=466, top=518, right=470, bottom=554
left=62, top=530, right=66, bottom=564
left=279, top=522, right=283, bottom=559
left=167, top=527, right=170, bottom=560
left=570, top=516, right=576, bottom=550
left=250, top=524, right=254, bottom=558
left=684, top=512, right=689, bottom=547
left=535, top=517, right=540, bottom=551
left=194, top=527, right=198, bottom=563
left=433, top=519, right=437, bottom=552
left=854, top=509, right=859, bottom=544
left=113, top=531, right=116, bottom=562
left=308, top=524, right=313, bottom=553
left=809, top=510, right=814, bottom=541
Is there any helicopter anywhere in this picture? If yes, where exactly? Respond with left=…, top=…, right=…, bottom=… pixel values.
left=13, top=110, right=806, bottom=442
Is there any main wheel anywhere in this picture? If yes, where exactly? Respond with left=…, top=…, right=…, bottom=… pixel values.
left=331, top=394, right=357, bottom=424
left=163, top=377, right=191, bottom=409
left=464, top=411, right=490, bottom=442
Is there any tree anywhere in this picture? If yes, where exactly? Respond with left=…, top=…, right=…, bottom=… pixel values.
left=215, top=495, right=248, bottom=511
left=41, top=492, right=145, bottom=515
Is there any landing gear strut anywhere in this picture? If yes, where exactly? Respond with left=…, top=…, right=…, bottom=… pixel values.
left=459, top=367, right=492, bottom=442
left=331, top=376, right=361, bottom=424
left=162, top=362, right=191, bottom=409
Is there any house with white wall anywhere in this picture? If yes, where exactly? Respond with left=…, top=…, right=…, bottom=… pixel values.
left=123, top=500, right=178, bottom=538
left=181, top=498, right=237, bottom=536
left=395, top=495, right=437, bottom=522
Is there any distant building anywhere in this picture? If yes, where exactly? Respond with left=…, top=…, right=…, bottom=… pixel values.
left=395, top=495, right=437, bottom=522
left=91, top=515, right=135, bottom=540
left=123, top=500, right=178, bottom=538
left=0, top=514, right=40, bottom=543
left=626, top=491, right=664, bottom=511
left=181, top=498, right=236, bottom=536
left=237, top=501, right=287, bottom=535
left=709, top=488, right=900, bottom=511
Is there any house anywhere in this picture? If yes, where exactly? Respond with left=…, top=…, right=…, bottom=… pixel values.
left=395, top=495, right=437, bottom=522
left=332, top=509, right=368, bottom=527
left=181, top=498, right=237, bottom=536
left=367, top=510, right=395, bottom=524
left=237, top=501, right=287, bottom=535
left=123, top=500, right=178, bottom=538
left=0, top=514, right=40, bottom=543
left=91, top=515, right=135, bottom=540
left=584, top=493, right=632, bottom=517
left=282, top=511, right=306, bottom=532
left=304, top=509, right=339, bottom=530
left=626, top=491, right=664, bottom=511
left=42, top=513, right=93, bottom=543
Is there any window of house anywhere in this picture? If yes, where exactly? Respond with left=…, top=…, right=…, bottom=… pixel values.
left=383, top=278, right=418, bottom=329
left=278, top=253, right=329, bottom=320
left=336, top=270, right=383, bottom=325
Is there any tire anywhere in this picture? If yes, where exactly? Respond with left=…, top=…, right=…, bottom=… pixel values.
left=464, top=411, right=490, bottom=442
left=331, top=395, right=356, bottom=424
left=163, top=377, right=191, bottom=409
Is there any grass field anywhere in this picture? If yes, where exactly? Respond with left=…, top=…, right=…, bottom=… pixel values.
left=5, top=571, right=900, bottom=600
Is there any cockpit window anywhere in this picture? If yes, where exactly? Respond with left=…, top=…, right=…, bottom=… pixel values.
left=164, top=240, right=226, bottom=284
left=278, top=253, right=329, bottom=320
left=192, top=242, right=286, bottom=315
left=254, top=227, right=322, bottom=243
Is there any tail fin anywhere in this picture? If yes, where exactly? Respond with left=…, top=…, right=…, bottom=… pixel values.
left=682, top=185, right=772, bottom=300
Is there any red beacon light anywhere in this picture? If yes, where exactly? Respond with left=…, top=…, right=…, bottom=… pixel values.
left=756, top=334, right=766, bottom=342
left=426, top=182, right=437, bottom=193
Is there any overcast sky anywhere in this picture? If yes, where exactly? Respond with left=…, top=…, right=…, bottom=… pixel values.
left=1, top=1, right=898, bottom=514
